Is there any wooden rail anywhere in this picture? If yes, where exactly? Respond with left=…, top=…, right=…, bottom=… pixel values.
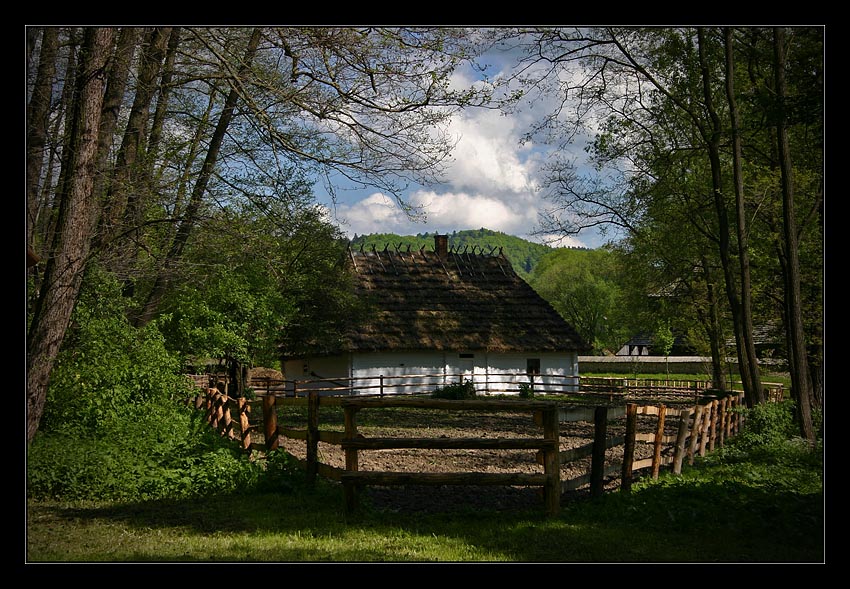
left=257, top=390, right=747, bottom=516
left=244, top=373, right=729, bottom=398
left=185, top=378, right=749, bottom=515
left=184, top=388, right=258, bottom=454
left=270, top=395, right=563, bottom=515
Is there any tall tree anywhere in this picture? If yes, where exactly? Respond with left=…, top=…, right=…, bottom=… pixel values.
left=699, top=27, right=763, bottom=405
left=26, top=27, right=493, bottom=441
left=772, top=27, right=816, bottom=443
left=505, top=27, right=769, bottom=405
left=134, top=27, right=263, bottom=327
left=26, top=27, right=58, bottom=251
left=27, top=28, right=115, bottom=444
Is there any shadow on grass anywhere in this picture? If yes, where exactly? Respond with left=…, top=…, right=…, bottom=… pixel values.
left=28, top=470, right=824, bottom=563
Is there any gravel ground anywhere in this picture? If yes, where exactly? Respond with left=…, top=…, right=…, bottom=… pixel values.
left=273, top=403, right=684, bottom=514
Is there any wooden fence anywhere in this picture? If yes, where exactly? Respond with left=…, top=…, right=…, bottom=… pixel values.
left=187, top=384, right=747, bottom=517
left=243, top=373, right=754, bottom=401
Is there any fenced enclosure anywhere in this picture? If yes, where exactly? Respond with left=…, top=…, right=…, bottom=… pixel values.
left=187, top=376, right=749, bottom=516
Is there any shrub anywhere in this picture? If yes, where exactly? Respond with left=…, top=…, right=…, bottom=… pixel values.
left=518, top=382, right=535, bottom=399
left=42, top=266, right=190, bottom=434
left=703, top=400, right=823, bottom=469
left=27, top=406, right=265, bottom=501
left=431, top=379, right=477, bottom=400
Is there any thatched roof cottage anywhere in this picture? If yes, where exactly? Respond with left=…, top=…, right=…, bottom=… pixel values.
left=280, top=235, right=589, bottom=395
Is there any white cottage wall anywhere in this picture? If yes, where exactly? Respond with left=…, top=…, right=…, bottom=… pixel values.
left=351, top=351, right=448, bottom=394
left=285, top=349, right=579, bottom=396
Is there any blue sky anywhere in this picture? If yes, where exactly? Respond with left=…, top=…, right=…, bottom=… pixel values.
left=313, top=43, right=610, bottom=250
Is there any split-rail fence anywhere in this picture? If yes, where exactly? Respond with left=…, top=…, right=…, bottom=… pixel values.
left=187, top=374, right=755, bottom=516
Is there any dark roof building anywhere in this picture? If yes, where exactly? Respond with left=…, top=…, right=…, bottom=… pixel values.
left=293, top=234, right=588, bottom=356
left=280, top=235, right=589, bottom=394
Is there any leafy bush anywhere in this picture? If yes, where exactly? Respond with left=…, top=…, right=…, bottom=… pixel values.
left=42, top=266, right=191, bottom=434
left=518, top=382, right=534, bottom=399
left=702, top=400, right=823, bottom=469
left=27, top=405, right=265, bottom=501
left=431, top=379, right=477, bottom=400
left=27, top=265, right=301, bottom=502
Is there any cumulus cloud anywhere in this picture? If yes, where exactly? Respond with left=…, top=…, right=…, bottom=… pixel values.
left=324, top=47, right=601, bottom=249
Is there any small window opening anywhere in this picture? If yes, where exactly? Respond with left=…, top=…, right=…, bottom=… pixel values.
left=526, top=358, right=540, bottom=375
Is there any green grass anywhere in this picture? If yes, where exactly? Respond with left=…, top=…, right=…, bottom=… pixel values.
left=26, top=380, right=821, bottom=564
left=27, top=444, right=823, bottom=563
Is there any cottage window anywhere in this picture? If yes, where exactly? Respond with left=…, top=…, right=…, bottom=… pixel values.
left=526, top=358, right=540, bottom=375
left=459, top=353, right=474, bottom=358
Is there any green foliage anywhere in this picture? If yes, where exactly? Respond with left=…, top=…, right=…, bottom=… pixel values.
left=431, top=379, right=477, bottom=400
left=529, top=246, right=627, bottom=353
left=28, top=264, right=298, bottom=502
left=351, top=228, right=557, bottom=279
left=517, top=382, right=534, bottom=399
left=703, top=400, right=823, bottom=469
left=27, top=405, right=262, bottom=501
left=653, top=321, right=674, bottom=357
left=42, top=266, right=190, bottom=433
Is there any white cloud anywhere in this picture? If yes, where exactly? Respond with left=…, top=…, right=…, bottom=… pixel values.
left=446, top=110, right=537, bottom=195
left=322, top=44, right=604, bottom=249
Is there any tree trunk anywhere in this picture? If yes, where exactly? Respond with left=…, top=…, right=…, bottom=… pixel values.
left=26, top=27, right=58, bottom=250
left=697, top=28, right=763, bottom=407
left=96, top=27, right=171, bottom=257
left=135, top=28, right=263, bottom=327
left=723, top=27, right=763, bottom=403
left=227, top=357, right=249, bottom=399
left=40, top=29, right=81, bottom=263
left=773, top=27, right=815, bottom=443
left=26, top=28, right=114, bottom=445
left=147, top=27, right=182, bottom=169
left=90, top=27, right=138, bottom=238
left=699, top=256, right=727, bottom=391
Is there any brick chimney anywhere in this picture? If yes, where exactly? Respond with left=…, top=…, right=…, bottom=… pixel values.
left=434, top=234, right=448, bottom=258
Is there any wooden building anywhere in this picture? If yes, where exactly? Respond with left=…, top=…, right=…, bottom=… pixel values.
left=280, top=235, right=589, bottom=395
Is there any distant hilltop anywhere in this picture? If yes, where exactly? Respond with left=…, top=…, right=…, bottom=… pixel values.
left=349, top=228, right=589, bottom=279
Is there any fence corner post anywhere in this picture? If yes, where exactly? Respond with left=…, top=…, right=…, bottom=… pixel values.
left=542, top=405, right=560, bottom=517
left=590, top=406, right=608, bottom=498
left=262, top=393, right=279, bottom=451
left=306, top=391, right=320, bottom=485
left=621, top=403, right=637, bottom=493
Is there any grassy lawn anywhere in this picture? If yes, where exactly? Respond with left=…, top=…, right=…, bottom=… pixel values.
left=26, top=372, right=821, bottom=565
left=26, top=453, right=823, bottom=564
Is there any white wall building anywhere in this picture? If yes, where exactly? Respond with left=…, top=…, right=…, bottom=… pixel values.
left=280, top=235, right=589, bottom=396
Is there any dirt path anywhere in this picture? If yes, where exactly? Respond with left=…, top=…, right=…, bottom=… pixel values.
left=273, top=404, right=684, bottom=514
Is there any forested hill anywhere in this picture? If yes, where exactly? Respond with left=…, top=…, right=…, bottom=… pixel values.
left=349, top=228, right=582, bottom=279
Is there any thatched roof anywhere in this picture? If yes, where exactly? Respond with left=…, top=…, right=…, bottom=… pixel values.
left=283, top=237, right=589, bottom=358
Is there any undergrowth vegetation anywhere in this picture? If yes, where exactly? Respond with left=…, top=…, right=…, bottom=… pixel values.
left=26, top=269, right=270, bottom=502
left=25, top=277, right=823, bottom=561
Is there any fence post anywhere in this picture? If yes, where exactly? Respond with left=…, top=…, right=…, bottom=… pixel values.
left=708, top=399, right=719, bottom=451
left=306, top=391, right=320, bottom=485
left=238, top=397, right=251, bottom=452
left=590, top=406, right=608, bottom=498
left=542, top=406, right=560, bottom=517
left=672, top=408, right=692, bottom=475
left=380, top=374, right=384, bottom=397
left=262, top=393, right=279, bottom=451
left=621, top=403, right=637, bottom=493
left=205, top=389, right=215, bottom=424
left=222, top=397, right=234, bottom=439
left=699, top=402, right=713, bottom=456
left=212, top=392, right=223, bottom=430
left=688, top=404, right=704, bottom=466
left=651, top=404, right=666, bottom=479
left=343, top=405, right=360, bottom=513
